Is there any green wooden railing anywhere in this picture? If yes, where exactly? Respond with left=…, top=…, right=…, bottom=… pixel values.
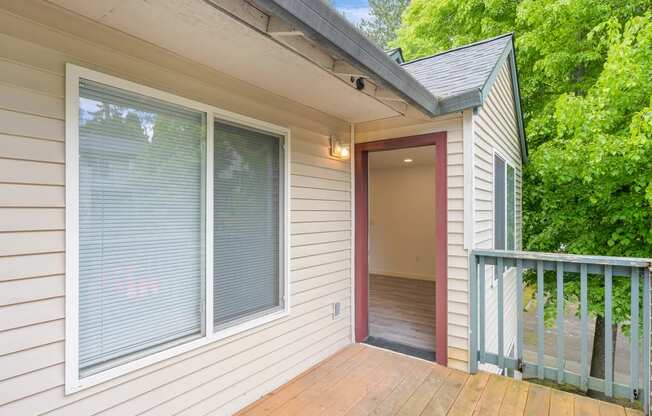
left=469, top=250, right=651, bottom=414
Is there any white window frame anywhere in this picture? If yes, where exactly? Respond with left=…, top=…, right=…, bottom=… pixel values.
left=491, top=150, right=516, bottom=252
left=65, top=64, right=291, bottom=394
left=491, top=150, right=516, bottom=288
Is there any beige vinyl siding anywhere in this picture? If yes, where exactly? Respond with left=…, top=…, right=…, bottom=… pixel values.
left=0, top=3, right=353, bottom=415
left=355, top=115, right=469, bottom=372
left=473, top=59, right=523, bottom=361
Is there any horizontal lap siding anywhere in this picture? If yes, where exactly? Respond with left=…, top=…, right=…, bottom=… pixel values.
left=0, top=5, right=352, bottom=415
left=473, top=60, right=523, bottom=359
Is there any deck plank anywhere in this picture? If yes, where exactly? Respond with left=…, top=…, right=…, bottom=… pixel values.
left=420, top=371, right=468, bottom=416
left=369, top=358, right=433, bottom=416
left=625, top=407, right=645, bottom=416
left=498, top=378, right=529, bottom=416
left=523, top=383, right=551, bottom=416
left=343, top=351, right=418, bottom=416
left=599, top=401, right=627, bottom=416
left=396, top=365, right=449, bottom=416
left=239, top=345, right=365, bottom=416
left=447, top=371, right=490, bottom=416
left=549, top=389, right=574, bottom=416
left=573, top=395, right=600, bottom=416
left=473, top=374, right=510, bottom=415
left=319, top=349, right=398, bottom=415
left=267, top=347, right=381, bottom=416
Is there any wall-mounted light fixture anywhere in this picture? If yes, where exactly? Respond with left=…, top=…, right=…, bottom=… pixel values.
left=329, top=135, right=350, bottom=160
left=403, top=158, right=413, bottom=163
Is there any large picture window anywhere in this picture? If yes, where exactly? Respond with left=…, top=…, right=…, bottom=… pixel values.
left=65, top=65, right=289, bottom=392
left=77, top=79, right=206, bottom=377
left=494, top=153, right=516, bottom=251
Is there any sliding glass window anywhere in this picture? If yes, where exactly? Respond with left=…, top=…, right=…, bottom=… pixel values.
left=67, top=65, right=289, bottom=390
left=213, top=122, right=285, bottom=329
left=77, top=79, right=206, bottom=377
left=493, top=153, right=516, bottom=251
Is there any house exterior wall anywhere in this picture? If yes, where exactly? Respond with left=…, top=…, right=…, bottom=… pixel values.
left=472, top=59, right=524, bottom=361
left=355, top=115, right=468, bottom=371
left=0, top=4, right=353, bottom=415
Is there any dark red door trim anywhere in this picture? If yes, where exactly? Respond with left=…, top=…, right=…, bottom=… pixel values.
left=354, top=131, right=448, bottom=367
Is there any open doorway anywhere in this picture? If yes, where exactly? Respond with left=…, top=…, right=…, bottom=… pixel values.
left=367, top=146, right=437, bottom=361
left=354, top=132, right=448, bottom=366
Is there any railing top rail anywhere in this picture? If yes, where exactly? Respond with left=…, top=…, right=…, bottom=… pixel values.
left=471, top=249, right=651, bottom=268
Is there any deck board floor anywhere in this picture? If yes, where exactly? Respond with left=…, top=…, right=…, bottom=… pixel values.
left=237, top=345, right=642, bottom=416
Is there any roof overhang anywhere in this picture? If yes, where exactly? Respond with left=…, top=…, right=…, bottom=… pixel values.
left=252, top=0, right=440, bottom=117
left=44, top=0, right=434, bottom=124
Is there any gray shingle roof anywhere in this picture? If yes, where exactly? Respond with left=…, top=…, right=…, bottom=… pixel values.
left=398, top=33, right=527, bottom=162
left=401, top=34, right=512, bottom=99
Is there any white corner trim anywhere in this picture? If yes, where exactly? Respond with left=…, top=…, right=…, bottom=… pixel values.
left=463, top=108, right=475, bottom=250
left=64, top=63, right=291, bottom=394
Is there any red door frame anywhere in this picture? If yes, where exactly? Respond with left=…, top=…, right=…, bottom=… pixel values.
left=354, top=132, right=448, bottom=367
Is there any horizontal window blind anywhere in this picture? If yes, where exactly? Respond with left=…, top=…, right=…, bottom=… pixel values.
left=213, top=122, right=283, bottom=328
left=78, top=79, right=205, bottom=376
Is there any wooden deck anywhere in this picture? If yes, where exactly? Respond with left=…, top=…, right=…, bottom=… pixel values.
left=237, top=344, right=641, bottom=416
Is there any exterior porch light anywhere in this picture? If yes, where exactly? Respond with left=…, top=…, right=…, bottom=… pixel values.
left=329, top=135, right=350, bottom=160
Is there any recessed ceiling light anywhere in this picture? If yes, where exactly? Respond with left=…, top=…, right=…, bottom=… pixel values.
left=403, top=158, right=413, bottom=163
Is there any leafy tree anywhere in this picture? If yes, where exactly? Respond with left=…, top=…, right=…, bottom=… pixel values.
left=394, top=0, right=516, bottom=58
left=525, top=14, right=652, bottom=378
left=358, top=0, right=411, bottom=49
left=395, top=0, right=652, bottom=383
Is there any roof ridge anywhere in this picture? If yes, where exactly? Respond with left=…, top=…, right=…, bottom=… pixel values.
left=401, top=32, right=513, bottom=66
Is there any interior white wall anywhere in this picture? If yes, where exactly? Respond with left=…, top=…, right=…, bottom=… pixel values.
left=368, top=159, right=436, bottom=281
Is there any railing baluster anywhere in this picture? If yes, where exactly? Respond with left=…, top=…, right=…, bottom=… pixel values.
left=516, top=259, right=524, bottom=374
left=537, top=260, right=545, bottom=380
left=469, top=254, right=478, bottom=374
left=605, top=265, right=613, bottom=397
left=468, top=249, right=649, bottom=406
left=630, top=267, right=639, bottom=402
left=479, top=256, right=486, bottom=363
left=556, top=262, right=565, bottom=384
left=643, top=268, right=650, bottom=415
left=580, top=263, right=589, bottom=391
left=497, top=257, right=504, bottom=369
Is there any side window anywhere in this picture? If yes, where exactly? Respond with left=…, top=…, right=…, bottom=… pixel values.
left=506, top=165, right=515, bottom=250
left=494, top=154, right=515, bottom=250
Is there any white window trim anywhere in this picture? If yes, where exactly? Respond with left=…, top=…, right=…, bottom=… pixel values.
left=490, top=150, right=516, bottom=287
left=491, top=150, right=516, bottom=252
left=65, top=64, right=291, bottom=394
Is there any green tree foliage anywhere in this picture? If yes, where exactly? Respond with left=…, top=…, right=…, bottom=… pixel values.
left=525, top=16, right=652, bottom=376
left=527, top=16, right=652, bottom=260
left=395, top=0, right=516, bottom=58
left=358, top=0, right=410, bottom=49
left=395, top=0, right=652, bottom=379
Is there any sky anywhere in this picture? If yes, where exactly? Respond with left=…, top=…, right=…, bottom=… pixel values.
left=332, top=0, right=371, bottom=25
